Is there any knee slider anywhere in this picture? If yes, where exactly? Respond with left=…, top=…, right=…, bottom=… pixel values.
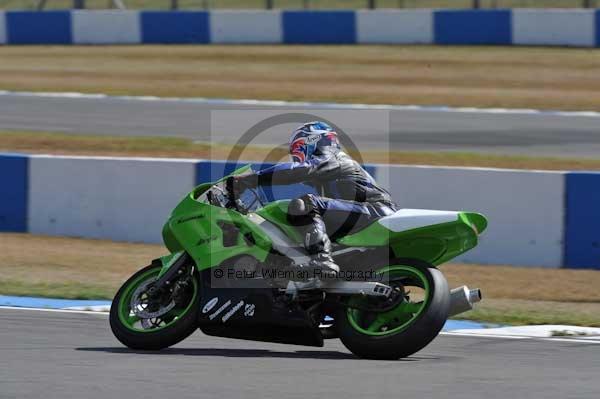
left=288, top=198, right=308, bottom=217
left=287, top=196, right=315, bottom=226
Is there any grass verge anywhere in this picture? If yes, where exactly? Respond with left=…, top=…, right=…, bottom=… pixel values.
left=2, top=45, right=600, bottom=111
left=2, top=233, right=600, bottom=326
left=4, top=130, right=600, bottom=170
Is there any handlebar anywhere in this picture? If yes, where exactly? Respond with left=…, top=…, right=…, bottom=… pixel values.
left=231, top=189, right=261, bottom=215
left=202, top=178, right=263, bottom=215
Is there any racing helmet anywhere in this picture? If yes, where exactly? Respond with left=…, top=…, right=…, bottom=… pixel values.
left=289, top=121, right=341, bottom=163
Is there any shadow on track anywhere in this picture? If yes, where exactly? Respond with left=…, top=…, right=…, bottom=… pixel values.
left=76, top=347, right=431, bottom=361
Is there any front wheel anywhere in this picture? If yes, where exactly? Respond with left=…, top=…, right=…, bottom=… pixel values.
left=336, top=259, right=450, bottom=360
left=109, top=263, right=199, bottom=350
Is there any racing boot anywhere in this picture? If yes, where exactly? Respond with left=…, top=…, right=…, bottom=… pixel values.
left=301, top=215, right=340, bottom=279
left=287, top=196, right=340, bottom=279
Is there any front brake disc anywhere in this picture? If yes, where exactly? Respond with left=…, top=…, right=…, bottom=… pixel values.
left=130, top=279, right=176, bottom=319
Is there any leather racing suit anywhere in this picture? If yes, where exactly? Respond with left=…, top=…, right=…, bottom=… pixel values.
left=233, top=149, right=397, bottom=274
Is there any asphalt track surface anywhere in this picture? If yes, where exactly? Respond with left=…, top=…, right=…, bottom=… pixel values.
left=2, top=93, right=600, bottom=158
left=2, top=308, right=599, bottom=399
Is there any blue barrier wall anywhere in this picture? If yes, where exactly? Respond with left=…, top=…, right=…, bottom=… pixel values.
left=0, top=9, right=599, bottom=47
left=565, top=173, right=600, bottom=269
left=141, top=11, right=210, bottom=44
left=596, top=10, right=600, bottom=46
left=6, top=11, right=71, bottom=44
left=283, top=11, right=356, bottom=44
left=0, top=154, right=28, bottom=232
left=434, top=10, right=512, bottom=45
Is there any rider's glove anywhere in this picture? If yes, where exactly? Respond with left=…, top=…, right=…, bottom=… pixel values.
left=225, top=176, right=252, bottom=200
left=226, top=175, right=257, bottom=200
left=226, top=176, right=242, bottom=200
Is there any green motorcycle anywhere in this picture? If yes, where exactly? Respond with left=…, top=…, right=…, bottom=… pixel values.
left=110, top=165, right=486, bottom=359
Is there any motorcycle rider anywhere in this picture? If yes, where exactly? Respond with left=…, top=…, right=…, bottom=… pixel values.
left=228, top=121, right=397, bottom=276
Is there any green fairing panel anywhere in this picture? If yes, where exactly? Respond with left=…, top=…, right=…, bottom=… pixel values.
left=162, top=184, right=273, bottom=270
left=255, top=200, right=303, bottom=244
left=462, top=212, right=487, bottom=235
left=157, top=251, right=185, bottom=279
left=338, top=212, right=486, bottom=266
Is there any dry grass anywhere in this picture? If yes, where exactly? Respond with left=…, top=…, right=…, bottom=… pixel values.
left=441, top=263, right=600, bottom=303
left=5, top=130, right=600, bottom=170
left=441, top=264, right=600, bottom=326
left=2, top=233, right=600, bottom=325
left=1, top=45, right=600, bottom=111
left=440, top=264, right=600, bottom=327
left=0, top=131, right=290, bottom=161
left=0, top=233, right=165, bottom=299
left=456, top=298, right=600, bottom=327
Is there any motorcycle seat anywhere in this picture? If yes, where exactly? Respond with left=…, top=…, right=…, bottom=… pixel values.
left=377, top=209, right=460, bottom=233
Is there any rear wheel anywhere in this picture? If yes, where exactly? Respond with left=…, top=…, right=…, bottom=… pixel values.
left=336, top=259, right=450, bottom=360
left=109, top=263, right=199, bottom=350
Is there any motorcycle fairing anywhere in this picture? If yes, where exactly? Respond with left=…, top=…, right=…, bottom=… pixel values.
left=159, top=165, right=487, bottom=276
left=196, top=271, right=324, bottom=347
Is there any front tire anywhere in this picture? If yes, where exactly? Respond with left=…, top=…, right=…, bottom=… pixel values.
left=336, top=259, right=450, bottom=360
left=109, top=263, right=199, bottom=350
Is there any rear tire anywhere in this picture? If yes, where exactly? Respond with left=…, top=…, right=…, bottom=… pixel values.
left=336, top=258, right=450, bottom=360
left=109, top=264, right=199, bottom=350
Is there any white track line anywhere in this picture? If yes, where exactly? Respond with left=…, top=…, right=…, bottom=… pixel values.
left=441, top=331, right=600, bottom=344
left=0, top=306, right=108, bottom=316
left=441, top=332, right=528, bottom=340
left=2, top=90, right=600, bottom=118
left=541, top=337, right=600, bottom=344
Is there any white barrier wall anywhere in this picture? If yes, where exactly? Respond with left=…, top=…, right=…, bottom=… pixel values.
left=356, top=10, right=433, bottom=44
left=379, top=165, right=566, bottom=268
left=210, top=10, right=282, bottom=44
left=28, top=155, right=196, bottom=243
left=72, top=10, right=141, bottom=44
left=3, top=9, right=600, bottom=47
left=21, top=155, right=570, bottom=268
left=512, top=9, right=596, bottom=47
left=0, top=11, right=6, bottom=44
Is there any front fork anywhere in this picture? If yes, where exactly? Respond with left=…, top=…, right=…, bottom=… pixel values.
left=149, top=251, right=192, bottom=295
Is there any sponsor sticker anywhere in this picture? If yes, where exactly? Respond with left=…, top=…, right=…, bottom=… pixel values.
left=244, top=303, right=255, bottom=317
left=202, top=297, right=219, bottom=314
left=222, top=300, right=244, bottom=322
left=209, top=300, right=231, bottom=320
